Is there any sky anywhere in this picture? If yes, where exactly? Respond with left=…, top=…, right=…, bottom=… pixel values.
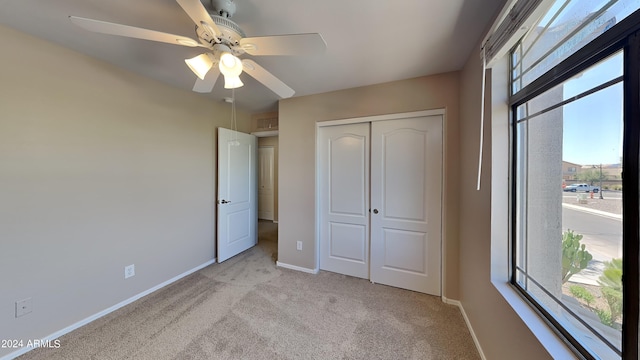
left=518, top=0, right=635, bottom=165
left=562, top=51, right=623, bottom=165
left=531, top=0, right=633, bottom=166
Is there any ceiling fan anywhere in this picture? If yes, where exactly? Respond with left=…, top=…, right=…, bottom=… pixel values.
left=69, top=0, right=326, bottom=98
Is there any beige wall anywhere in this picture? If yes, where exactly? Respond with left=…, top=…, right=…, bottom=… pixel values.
left=457, top=35, right=553, bottom=359
left=278, top=73, right=461, bottom=299
left=258, top=136, right=279, bottom=221
left=0, top=25, right=250, bottom=357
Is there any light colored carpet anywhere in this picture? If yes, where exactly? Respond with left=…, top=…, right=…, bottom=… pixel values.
left=19, top=221, right=480, bottom=360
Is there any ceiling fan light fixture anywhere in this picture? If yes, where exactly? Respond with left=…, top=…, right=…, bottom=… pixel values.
left=219, top=52, right=244, bottom=89
left=185, top=53, right=214, bottom=80
left=223, top=76, right=244, bottom=89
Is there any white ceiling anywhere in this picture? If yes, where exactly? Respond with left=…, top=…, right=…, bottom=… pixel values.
left=0, top=0, right=506, bottom=113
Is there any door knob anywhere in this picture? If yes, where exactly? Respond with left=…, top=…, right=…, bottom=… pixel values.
left=220, top=199, right=231, bottom=204
left=373, top=209, right=379, bottom=214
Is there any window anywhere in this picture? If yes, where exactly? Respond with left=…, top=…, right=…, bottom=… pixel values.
left=510, top=1, right=640, bottom=359
left=511, top=0, right=639, bottom=94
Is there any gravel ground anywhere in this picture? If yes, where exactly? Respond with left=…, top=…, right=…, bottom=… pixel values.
left=562, top=193, right=622, bottom=215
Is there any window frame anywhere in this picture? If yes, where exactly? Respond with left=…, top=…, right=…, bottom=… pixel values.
left=509, top=9, right=640, bottom=360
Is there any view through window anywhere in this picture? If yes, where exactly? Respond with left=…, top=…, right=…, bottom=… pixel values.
left=514, top=51, right=623, bottom=358
left=510, top=1, right=639, bottom=359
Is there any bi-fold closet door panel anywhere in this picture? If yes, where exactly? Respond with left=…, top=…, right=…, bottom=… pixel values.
left=370, top=117, right=442, bottom=295
left=319, top=123, right=370, bottom=279
left=319, top=115, right=442, bottom=295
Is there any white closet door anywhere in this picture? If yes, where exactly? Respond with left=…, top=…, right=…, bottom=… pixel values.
left=319, top=123, right=370, bottom=279
left=370, top=115, right=443, bottom=295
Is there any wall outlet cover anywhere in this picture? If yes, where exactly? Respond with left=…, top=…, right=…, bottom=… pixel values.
left=15, top=297, right=32, bottom=318
left=125, top=264, right=135, bottom=279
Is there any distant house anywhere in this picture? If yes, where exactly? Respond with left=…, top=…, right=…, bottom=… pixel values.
left=562, top=161, right=582, bottom=180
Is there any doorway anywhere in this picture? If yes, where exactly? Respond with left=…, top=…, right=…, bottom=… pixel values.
left=257, top=136, right=279, bottom=262
left=258, top=146, right=275, bottom=221
left=257, top=136, right=279, bottom=222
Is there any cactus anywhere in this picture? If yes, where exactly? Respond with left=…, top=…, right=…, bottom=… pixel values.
left=561, top=229, right=593, bottom=283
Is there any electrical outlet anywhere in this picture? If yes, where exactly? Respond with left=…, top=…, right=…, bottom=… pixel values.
left=296, top=241, right=302, bottom=251
left=15, top=297, right=32, bottom=318
left=124, top=264, right=135, bottom=279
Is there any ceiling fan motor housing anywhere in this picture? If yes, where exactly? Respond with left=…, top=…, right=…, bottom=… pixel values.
left=209, top=0, right=236, bottom=18
left=196, top=14, right=245, bottom=56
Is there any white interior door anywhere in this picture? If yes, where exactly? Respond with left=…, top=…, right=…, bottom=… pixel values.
left=319, top=123, right=370, bottom=279
left=370, top=115, right=442, bottom=295
left=258, top=146, right=274, bottom=221
left=217, top=128, right=257, bottom=263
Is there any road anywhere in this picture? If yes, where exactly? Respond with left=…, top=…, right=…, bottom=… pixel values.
left=562, top=206, right=622, bottom=284
left=562, top=190, right=622, bottom=199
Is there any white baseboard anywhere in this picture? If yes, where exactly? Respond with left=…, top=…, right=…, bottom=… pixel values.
left=442, top=297, right=486, bottom=360
left=276, top=261, right=318, bottom=274
left=1, top=259, right=217, bottom=360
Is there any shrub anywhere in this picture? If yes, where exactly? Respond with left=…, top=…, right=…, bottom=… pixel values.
left=601, top=287, right=622, bottom=327
left=599, top=258, right=622, bottom=291
left=598, top=258, right=623, bottom=327
left=569, top=285, right=594, bottom=308
left=596, top=308, right=614, bottom=327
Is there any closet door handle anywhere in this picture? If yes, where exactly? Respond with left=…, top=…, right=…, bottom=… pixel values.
left=220, top=199, right=231, bottom=204
left=372, top=209, right=379, bottom=214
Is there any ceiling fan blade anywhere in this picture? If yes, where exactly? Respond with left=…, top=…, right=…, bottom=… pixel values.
left=192, top=66, right=220, bottom=93
left=241, top=59, right=294, bottom=98
left=176, top=0, right=222, bottom=39
left=69, top=16, right=201, bottom=47
left=240, top=33, right=326, bottom=56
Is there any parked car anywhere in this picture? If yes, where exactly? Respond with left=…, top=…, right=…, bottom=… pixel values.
left=563, top=183, right=600, bottom=192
